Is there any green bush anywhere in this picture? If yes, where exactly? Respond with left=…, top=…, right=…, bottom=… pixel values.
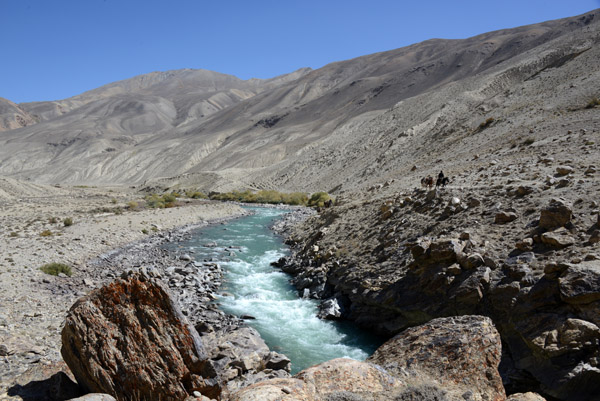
left=209, top=190, right=309, bottom=206
left=63, top=217, right=73, bottom=227
left=145, top=193, right=180, bottom=208
left=111, top=198, right=118, bottom=204
left=308, top=192, right=332, bottom=208
left=127, top=201, right=139, bottom=209
left=39, top=230, right=53, bottom=237
left=40, top=262, right=73, bottom=277
left=141, top=228, right=149, bottom=234
left=185, top=190, right=207, bottom=199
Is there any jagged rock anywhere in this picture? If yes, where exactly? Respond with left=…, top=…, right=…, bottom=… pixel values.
left=367, top=315, right=506, bottom=401
left=516, top=186, right=535, bottom=197
left=424, top=239, right=463, bottom=264
left=556, top=165, right=574, bottom=176
left=495, top=211, right=518, bottom=224
left=202, top=325, right=291, bottom=390
left=61, top=272, right=219, bottom=401
left=516, top=238, right=534, bottom=251
left=559, top=260, right=600, bottom=304
left=541, top=227, right=575, bottom=248
left=459, top=252, right=485, bottom=269
left=317, top=298, right=342, bottom=319
left=539, top=199, right=572, bottom=230
left=264, top=351, right=291, bottom=371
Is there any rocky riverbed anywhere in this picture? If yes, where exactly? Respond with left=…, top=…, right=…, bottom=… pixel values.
left=0, top=183, right=250, bottom=399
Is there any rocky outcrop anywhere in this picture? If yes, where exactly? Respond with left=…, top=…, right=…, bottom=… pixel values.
left=229, top=316, right=506, bottom=401
left=61, top=272, right=220, bottom=401
left=280, top=182, right=600, bottom=400
left=368, top=315, right=506, bottom=401
left=228, top=358, right=404, bottom=401
left=200, top=326, right=291, bottom=392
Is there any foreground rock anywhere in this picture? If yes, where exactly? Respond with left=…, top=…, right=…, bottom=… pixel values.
left=61, top=272, right=220, bottom=401
left=229, top=315, right=506, bottom=401
left=368, top=315, right=506, bottom=401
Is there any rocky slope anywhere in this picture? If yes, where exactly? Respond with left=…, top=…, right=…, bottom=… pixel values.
left=278, top=156, right=600, bottom=399
left=0, top=10, right=598, bottom=189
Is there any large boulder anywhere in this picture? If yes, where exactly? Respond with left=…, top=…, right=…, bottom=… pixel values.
left=367, top=315, right=506, bottom=401
left=61, top=272, right=219, bottom=401
left=228, top=358, right=404, bottom=401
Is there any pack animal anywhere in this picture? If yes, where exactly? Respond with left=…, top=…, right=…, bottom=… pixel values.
left=421, top=176, right=434, bottom=188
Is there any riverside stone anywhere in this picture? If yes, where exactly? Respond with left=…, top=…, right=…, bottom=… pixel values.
left=367, top=315, right=506, bottom=401
left=61, top=272, right=219, bottom=401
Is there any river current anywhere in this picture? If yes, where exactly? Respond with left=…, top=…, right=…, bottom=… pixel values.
left=171, top=206, right=379, bottom=374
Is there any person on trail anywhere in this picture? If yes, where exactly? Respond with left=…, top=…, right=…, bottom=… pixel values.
left=436, top=171, right=445, bottom=187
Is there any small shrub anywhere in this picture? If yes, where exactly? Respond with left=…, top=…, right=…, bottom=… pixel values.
left=63, top=217, right=73, bottom=227
left=111, top=198, right=118, bottom=204
left=523, top=137, right=535, bottom=146
left=308, top=192, right=332, bottom=208
left=39, top=230, right=53, bottom=237
left=151, top=226, right=159, bottom=232
left=127, top=201, right=139, bottom=209
left=40, top=262, right=73, bottom=277
left=141, top=228, right=149, bottom=234
left=114, top=207, right=123, bottom=215
left=586, top=97, right=600, bottom=109
left=48, top=217, right=58, bottom=224
left=186, top=190, right=207, bottom=199
left=9, top=232, right=19, bottom=237
left=478, top=117, right=495, bottom=131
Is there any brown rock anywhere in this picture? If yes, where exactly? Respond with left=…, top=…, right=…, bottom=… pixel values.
left=367, top=315, right=506, bottom=401
left=556, top=165, right=574, bottom=176
left=516, top=238, right=534, bottom=251
left=539, top=199, right=572, bottom=230
left=61, top=272, right=219, bottom=401
left=296, top=358, right=404, bottom=399
left=507, top=392, right=546, bottom=401
left=227, top=378, right=315, bottom=401
left=540, top=228, right=575, bottom=249
left=495, top=211, right=518, bottom=224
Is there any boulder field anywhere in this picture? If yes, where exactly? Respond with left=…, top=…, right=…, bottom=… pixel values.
left=60, top=271, right=528, bottom=401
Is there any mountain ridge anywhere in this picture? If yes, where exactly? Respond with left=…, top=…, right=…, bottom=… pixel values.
left=0, top=9, right=598, bottom=191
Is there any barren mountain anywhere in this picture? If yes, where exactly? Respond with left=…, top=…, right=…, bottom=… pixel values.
left=0, top=10, right=598, bottom=190
left=0, top=98, right=37, bottom=132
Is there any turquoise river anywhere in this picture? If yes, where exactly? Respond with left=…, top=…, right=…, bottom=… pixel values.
left=171, top=206, right=380, bottom=374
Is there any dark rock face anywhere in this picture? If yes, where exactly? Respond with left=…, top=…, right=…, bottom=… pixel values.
left=61, top=272, right=220, bottom=401
left=367, top=315, right=506, bottom=401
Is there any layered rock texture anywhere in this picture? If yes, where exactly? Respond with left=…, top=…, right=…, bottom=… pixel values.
left=61, top=272, right=220, bottom=400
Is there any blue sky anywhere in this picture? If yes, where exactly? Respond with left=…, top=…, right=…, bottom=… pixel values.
left=1, top=0, right=599, bottom=103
